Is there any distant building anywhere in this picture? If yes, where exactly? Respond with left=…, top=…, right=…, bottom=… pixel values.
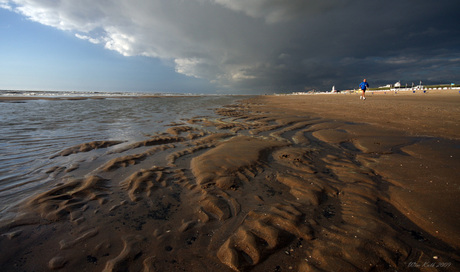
left=394, top=81, right=401, bottom=88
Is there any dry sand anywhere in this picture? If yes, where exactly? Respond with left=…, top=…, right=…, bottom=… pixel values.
left=0, top=90, right=459, bottom=271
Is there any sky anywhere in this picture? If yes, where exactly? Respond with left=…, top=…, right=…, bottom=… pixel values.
left=1, top=0, right=459, bottom=94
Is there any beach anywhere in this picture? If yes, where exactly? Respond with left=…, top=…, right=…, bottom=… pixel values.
left=0, top=91, right=459, bottom=271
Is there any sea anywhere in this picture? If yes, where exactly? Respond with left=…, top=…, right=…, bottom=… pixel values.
left=0, top=90, right=246, bottom=217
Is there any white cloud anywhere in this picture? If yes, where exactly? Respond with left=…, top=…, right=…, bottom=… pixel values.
left=75, top=33, right=100, bottom=44
left=103, top=27, right=137, bottom=57
left=174, top=58, right=204, bottom=78
left=230, top=70, right=257, bottom=81
left=0, top=0, right=12, bottom=10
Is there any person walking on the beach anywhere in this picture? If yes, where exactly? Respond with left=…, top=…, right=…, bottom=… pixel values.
left=359, top=79, right=369, bottom=100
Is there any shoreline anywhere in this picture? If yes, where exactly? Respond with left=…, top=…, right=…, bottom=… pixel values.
left=0, top=95, right=202, bottom=101
left=0, top=93, right=250, bottom=102
left=0, top=93, right=459, bottom=271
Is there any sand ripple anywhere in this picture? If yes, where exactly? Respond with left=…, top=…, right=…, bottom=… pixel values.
left=1, top=98, right=459, bottom=271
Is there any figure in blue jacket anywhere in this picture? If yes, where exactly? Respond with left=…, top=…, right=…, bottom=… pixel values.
left=359, top=79, right=369, bottom=100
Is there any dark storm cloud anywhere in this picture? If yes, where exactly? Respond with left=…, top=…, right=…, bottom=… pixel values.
left=3, top=0, right=460, bottom=93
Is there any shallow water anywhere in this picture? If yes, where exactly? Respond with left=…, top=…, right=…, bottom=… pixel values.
left=0, top=96, right=243, bottom=214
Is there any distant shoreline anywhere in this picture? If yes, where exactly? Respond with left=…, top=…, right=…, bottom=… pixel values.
left=0, top=94, right=251, bottom=102
left=0, top=95, right=157, bottom=101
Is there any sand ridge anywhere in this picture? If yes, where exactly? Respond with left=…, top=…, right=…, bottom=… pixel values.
left=0, top=94, right=459, bottom=271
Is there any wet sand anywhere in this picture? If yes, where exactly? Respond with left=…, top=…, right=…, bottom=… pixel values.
left=1, top=91, right=459, bottom=271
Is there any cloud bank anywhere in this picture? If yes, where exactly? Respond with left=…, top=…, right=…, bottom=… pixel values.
left=3, top=0, right=460, bottom=93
